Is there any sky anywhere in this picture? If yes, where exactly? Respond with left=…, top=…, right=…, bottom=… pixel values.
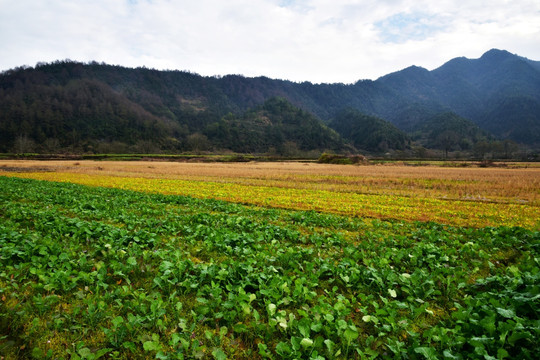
left=1, top=0, right=539, bottom=83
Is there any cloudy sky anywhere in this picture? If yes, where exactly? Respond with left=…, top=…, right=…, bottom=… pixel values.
left=1, top=0, right=539, bottom=83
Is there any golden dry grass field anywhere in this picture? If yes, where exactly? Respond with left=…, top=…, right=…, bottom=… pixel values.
left=1, top=160, right=539, bottom=229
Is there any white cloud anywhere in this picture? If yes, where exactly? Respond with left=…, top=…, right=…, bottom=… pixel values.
left=0, top=0, right=539, bottom=83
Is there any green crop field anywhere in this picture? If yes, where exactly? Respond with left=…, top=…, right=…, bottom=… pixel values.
left=0, top=175, right=539, bottom=359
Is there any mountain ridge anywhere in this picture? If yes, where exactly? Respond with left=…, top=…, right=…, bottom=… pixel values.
left=1, top=49, right=539, bottom=154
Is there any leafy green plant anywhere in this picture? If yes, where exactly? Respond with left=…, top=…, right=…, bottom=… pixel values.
left=0, top=176, right=538, bottom=359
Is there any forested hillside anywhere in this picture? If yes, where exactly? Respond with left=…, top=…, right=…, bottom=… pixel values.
left=380, top=49, right=540, bottom=144
left=330, top=109, right=410, bottom=153
left=203, top=97, right=346, bottom=155
left=1, top=49, right=539, bottom=154
left=411, top=113, right=492, bottom=154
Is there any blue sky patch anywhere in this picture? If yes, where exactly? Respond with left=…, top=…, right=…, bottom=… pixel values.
left=375, top=12, right=448, bottom=43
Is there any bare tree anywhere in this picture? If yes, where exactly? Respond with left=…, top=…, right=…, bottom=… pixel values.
left=187, top=133, right=211, bottom=153
left=13, top=135, right=35, bottom=154
left=437, top=130, right=459, bottom=159
left=43, top=138, right=61, bottom=154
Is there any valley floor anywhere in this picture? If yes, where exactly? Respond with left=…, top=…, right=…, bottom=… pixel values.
left=0, top=161, right=539, bottom=359
left=1, top=160, right=538, bottom=228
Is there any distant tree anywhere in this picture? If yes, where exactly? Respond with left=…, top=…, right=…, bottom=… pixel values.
left=13, top=134, right=35, bottom=153
left=187, top=133, right=211, bottom=153
left=133, top=140, right=160, bottom=154
left=378, top=139, right=389, bottom=153
left=43, top=138, right=61, bottom=153
left=502, top=140, right=519, bottom=159
left=279, top=141, right=300, bottom=157
left=436, top=130, right=459, bottom=159
left=474, top=141, right=493, bottom=159
left=413, top=146, right=428, bottom=158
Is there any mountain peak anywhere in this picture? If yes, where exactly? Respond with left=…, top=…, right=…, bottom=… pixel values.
left=403, top=65, right=429, bottom=72
left=482, top=48, right=511, bottom=56
left=479, top=49, right=514, bottom=62
left=377, top=65, right=429, bottom=82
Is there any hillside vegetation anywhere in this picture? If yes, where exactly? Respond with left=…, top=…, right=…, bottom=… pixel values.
left=330, top=108, right=410, bottom=153
left=1, top=49, right=539, bottom=155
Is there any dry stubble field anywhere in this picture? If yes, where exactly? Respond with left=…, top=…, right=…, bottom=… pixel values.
left=1, top=160, right=538, bottom=229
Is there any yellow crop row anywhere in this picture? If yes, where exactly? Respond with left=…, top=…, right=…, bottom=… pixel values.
left=3, top=171, right=538, bottom=229
left=2, top=160, right=539, bottom=204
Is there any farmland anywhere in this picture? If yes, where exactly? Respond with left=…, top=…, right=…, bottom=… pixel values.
left=1, top=160, right=539, bottom=228
left=0, top=161, right=539, bottom=359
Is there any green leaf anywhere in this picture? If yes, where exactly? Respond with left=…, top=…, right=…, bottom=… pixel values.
left=291, top=337, right=302, bottom=351
left=268, top=303, right=277, bottom=316
left=156, top=352, right=168, bottom=360
left=143, top=341, right=161, bottom=352
left=93, top=348, right=112, bottom=359
left=508, top=331, right=529, bottom=346
left=414, top=347, right=439, bottom=360
left=344, top=328, right=359, bottom=344
left=212, top=348, right=227, bottom=360
left=443, top=350, right=460, bottom=359
left=258, top=343, right=268, bottom=356
left=496, top=308, right=515, bottom=319
left=78, top=348, right=92, bottom=359
left=298, top=320, right=310, bottom=337
left=334, top=301, right=347, bottom=312
left=122, top=342, right=136, bottom=351
left=324, top=339, right=335, bottom=354
left=497, top=348, right=510, bottom=359
left=219, top=326, right=228, bottom=337
left=127, top=257, right=137, bottom=266
left=233, top=323, right=248, bottom=333
left=111, top=316, right=123, bottom=328
left=362, top=315, right=378, bottom=324
left=300, top=338, right=313, bottom=347
left=275, top=342, right=292, bottom=356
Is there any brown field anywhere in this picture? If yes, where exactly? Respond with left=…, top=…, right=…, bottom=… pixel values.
left=1, top=160, right=538, bottom=204
left=1, top=160, right=539, bottom=228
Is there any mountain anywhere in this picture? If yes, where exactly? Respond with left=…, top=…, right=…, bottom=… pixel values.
left=203, top=97, right=347, bottom=154
left=411, top=112, right=492, bottom=151
left=0, top=65, right=348, bottom=154
left=480, top=96, right=540, bottom=145
left=377, top=49, right=540, bottom=144
left=330, top=108, right=410, bottom=153
left=1, top=49, right=539, bottom=154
